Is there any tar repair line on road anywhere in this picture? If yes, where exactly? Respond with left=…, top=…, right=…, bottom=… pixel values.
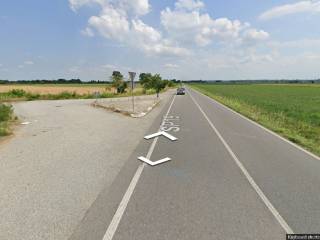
left=102, top=94, right=177, bottom=240
left=187, top=88, right=294, bottom=234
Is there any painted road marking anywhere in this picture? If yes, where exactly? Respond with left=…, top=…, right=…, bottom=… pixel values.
left=161, top=116, right=180, bottom=132
left=138, top=156, right=171, bottom=166
left=102, top=94, right=177, bottom=240
left=188, top=88, right=294, bottom=234
left=144, top=131, right=177, bottom=141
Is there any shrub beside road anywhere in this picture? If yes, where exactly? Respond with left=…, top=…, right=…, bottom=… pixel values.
left=0, top=104, right=14, bottom=136
left=190, top=83, right=320, bottom=156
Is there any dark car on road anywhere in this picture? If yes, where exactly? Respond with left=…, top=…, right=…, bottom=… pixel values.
left=177, top=88, right=185, bottom=95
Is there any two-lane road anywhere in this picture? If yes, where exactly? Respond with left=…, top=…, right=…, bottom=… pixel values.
left=71, top=87, right=320, bottom=240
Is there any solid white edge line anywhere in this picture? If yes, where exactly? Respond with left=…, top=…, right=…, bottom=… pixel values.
left=187, top=89, right=294, bottom=234
left=102, top=94, right=176, bottom=240
left=189, top=87, right=320, bottom=162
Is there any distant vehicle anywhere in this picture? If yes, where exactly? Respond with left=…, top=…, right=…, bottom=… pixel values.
left=177, top=88, right=185, bottom=95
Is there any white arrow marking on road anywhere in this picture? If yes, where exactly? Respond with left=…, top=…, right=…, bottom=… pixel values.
left=138, top=156, right=171, bottom=166
left=144, top=131, right=177, bottom=141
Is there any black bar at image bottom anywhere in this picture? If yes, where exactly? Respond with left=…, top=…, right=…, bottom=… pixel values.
left=287, top=234, right=320, bottom=240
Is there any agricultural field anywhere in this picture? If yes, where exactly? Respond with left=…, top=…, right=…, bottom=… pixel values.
left=0, top=84, right=156, bottom=102
left=0, top=84, right=113, bottom=95
left=190, top=83, right=320, bottom=156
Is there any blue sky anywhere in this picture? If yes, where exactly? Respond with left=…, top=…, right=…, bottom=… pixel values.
left=0, top=0, right=320, bottom=81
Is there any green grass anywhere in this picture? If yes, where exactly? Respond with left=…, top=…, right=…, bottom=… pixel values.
left=0, top=104, right=14, bottom=136
left=190, top=83, right=320, bottom=156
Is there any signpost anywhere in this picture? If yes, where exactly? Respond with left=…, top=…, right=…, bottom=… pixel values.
left=129, top=72, right=136, bottom=113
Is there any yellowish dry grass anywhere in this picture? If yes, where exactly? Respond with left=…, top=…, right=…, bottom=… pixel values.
left=0, top=85, right=113, bottom=95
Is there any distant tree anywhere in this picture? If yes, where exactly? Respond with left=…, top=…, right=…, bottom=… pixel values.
left=139, top=73, right=167, bottom=97
left=163, top=79, right=174, bottom=87
left=139, top=73, right=153, bottom=89
left=57, top=79, right=67, bottom=84
left=152, top=74, right=166, bottom=98
left=111, top=71, right=126, bottom=93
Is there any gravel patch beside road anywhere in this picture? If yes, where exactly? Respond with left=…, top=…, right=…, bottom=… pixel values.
left=93, top=90, right=172, bottom=117
left=0, top=90, right=174, bottom=240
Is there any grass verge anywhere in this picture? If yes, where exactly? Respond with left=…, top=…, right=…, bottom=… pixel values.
left=0, top=88, right=158, bottom=101
left=0, top=104, right=14, bottom=136
left=190, top=84, right=320, bottom=157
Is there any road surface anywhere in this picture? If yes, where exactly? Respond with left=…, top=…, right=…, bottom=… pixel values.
left=0, top=92, right=173, bottom=240
left=70, top=87, right=320, bottom=240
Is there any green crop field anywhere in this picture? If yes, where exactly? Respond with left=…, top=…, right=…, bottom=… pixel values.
left=190, top=83, right=320, bottom=156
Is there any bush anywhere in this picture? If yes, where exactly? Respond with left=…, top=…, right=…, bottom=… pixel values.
left=0, top=104, right=12, bottom=122
left=0, top=104, right=13, bottom=136
left=117, top=81, right=127, bottom=94
left=26, top=93, right=41, bottom=100
left=9, top=89, right=26, bottom=97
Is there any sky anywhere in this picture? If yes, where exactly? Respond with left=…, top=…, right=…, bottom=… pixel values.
left=0, top=0, right=320, bottom=81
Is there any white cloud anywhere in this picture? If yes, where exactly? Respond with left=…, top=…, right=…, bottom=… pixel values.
left=69, top=0, right=149, bottom=15
left=161, top=4, right=266, bottom=47
left=69, top=0, right=107, bottom=11
left=164, top=63, right=179, bottom=68
left=175, top=0, right=205, bottom=11
left=131, top=19, right=161, bottom=43
left=70, top=0, right=269, bottom=59
left=71, top=0, right=190, bottom=57
left=121, top=0, right=150, bottom=15
left=88, top=6, right=130, bottom=41
left=81, top=27, right=95, bottom=37
left=243, top=29, right=269, bottom=43
left=259, top=1, right=320, bottom=20
left=103, top=64, right=117, bottom=69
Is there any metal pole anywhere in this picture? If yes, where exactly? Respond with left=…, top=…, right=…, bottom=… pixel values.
left=129, top=72, right=136, bottom=113
left=132, top=86, right=134, bottom=113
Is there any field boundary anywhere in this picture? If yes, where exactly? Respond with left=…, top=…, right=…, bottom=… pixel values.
left=189, top=86, right=320, bottom=161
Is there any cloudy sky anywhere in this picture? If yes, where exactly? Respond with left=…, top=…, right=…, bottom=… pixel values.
left=1, top=0, right=320, bottom=81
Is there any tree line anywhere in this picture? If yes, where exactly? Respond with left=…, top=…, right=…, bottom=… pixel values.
left=0, top=79, right=111, bottom=84
left=111, top=71, right=175, bottom=97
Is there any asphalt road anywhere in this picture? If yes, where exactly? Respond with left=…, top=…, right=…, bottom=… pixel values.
left=0, top=93, right=172, bottom=240
left=70, top=87, right=320, bottom=240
